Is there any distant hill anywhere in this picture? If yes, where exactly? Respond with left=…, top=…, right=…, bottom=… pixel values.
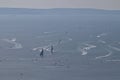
left=0, top=8, right=120, bottom=15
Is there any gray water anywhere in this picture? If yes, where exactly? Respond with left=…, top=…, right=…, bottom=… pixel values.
left=0, top=14, right=120, bottom=80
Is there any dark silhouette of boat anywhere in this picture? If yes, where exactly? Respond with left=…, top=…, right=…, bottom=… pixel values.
left=40, top=48, right=44, bottom=57
left=50, top=45, right=54, bottom=54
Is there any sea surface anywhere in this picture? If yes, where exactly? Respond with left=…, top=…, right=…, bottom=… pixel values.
left=0, top=14, right=120, bottom=80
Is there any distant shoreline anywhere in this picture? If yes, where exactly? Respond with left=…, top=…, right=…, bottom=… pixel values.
left=0, top=8, right=119, bottom=15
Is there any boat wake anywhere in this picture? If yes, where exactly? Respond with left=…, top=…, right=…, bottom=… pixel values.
left=95, top=50, right=112, bottom=59
left=78, top=43, right=96, bottom=56
left=108, top=45, right=120, bottom=52
left=106, top=59, right=120, bottom=62
left=96, top=33, right=107, bottom=38
left=2, top=38, right=23, bottom=49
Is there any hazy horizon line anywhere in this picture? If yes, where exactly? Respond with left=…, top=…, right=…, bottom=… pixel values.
left=0, top=7, right=119, bottom=11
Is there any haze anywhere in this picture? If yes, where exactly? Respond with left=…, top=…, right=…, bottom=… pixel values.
left=0, top=0, right=120, bottom=10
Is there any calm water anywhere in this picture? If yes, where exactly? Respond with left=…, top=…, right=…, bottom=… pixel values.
left=0, top=15, right=120, bottom=80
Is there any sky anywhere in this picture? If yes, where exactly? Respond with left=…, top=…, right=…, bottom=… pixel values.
left=0, top=0, right=120, bottom=10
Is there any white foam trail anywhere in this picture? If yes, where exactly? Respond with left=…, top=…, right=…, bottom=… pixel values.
left=12, top=43, right=22, bottom=49
left=80, top=49, right=88, bottom=55
left=11, top=38, right=16, bottom=42
left=96, top=35, right=101, bottom=38
left=95, top=51, right=112, bottom=59
left=85, top=44, right=96, bottom=49
left=33, top=47, right=42, bottom=51
left=2, top=39, right=15, bottom=44
left=96, top=33, right=107, bottom=38
left=106, top=60, right=120, bottom=62
left=43, top=32, right=51, bottom=34
left=33, top=44, right=52, bottom=52
left=79, top=44, right=96, bottom=56
left=2, top=38, right=23, bottom=49
left=108, top=45, right=120, bottom=51
left=98, top=40, right=106, bottom=44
